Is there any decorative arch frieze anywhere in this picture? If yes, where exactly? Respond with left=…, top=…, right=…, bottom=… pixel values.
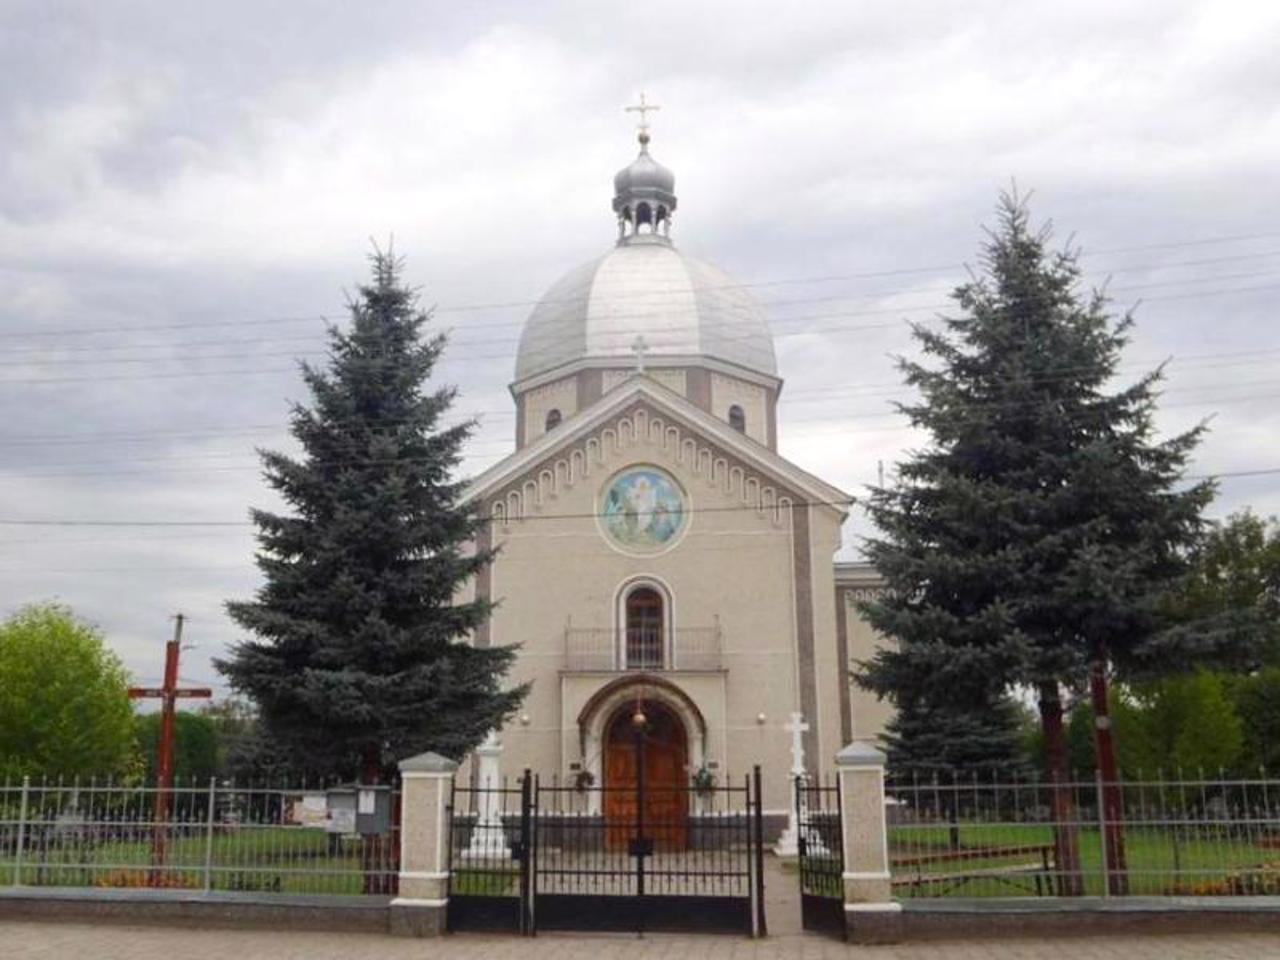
left=486, top=402, right=799, bottom=530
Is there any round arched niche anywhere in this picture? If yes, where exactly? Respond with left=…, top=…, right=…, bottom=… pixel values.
left=576, top=674, right=707, bottom=813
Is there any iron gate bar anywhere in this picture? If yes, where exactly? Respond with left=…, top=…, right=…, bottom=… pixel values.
left=528, top=771, right=763, bottom=935
left=795, top=774, right=845, bottom=940
left=445, top=772, right=531, bottom=934
left=754, top=765, right=767, bottom=937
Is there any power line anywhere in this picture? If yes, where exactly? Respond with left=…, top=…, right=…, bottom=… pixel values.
left=2, top=231, right=1279, bottom=343
left=2, top=465, right=1277, bottom=530
left=4, top=263, right=1279, bottom=366
left=0, top=499, right=841, bottom=528
left=3, top=277, right=1278, bottom=386
left=6, top=245, right=1279, bottom=363
left=3, top=343, right=1278, bottom=450
left=1, top=382, right=1277, bottom=479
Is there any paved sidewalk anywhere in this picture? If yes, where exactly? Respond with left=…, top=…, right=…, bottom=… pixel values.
left=5, top=921, right=1278, bottom=959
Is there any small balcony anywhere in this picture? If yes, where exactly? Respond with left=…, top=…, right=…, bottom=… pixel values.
left=563, top=626, right=723, bottom=672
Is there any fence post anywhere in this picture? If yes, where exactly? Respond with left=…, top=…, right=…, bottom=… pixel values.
left=1094, top=769, right=1109, bottom=898
left=389, top=751, right=458, bottom=937
left=835, top=742, right=900, bottom=944
left=203, top=777, right=217, bottom=892
left=12, top=777, right=30, bottom=886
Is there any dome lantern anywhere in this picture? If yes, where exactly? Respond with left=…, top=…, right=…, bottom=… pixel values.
left=612, top=93, right=677, bottom=243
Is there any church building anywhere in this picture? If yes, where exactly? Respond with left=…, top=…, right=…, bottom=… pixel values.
left=460, top=118, right=891, bottom=827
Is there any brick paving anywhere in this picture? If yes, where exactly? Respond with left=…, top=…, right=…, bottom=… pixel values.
left=3, top=921, right=1278, bottom=959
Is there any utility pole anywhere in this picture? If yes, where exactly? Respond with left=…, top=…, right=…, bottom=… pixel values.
left=128, top=614, right=212, bottom=880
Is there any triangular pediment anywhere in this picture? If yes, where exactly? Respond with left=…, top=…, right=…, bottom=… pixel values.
left=464, top=376, right=850, bottom=523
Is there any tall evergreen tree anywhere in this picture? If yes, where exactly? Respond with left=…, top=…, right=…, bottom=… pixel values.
left=856, top=192, right=1214, bottom=893
left=882, top=690, right=1027, bottom=779
left=218, top=251, right=526, bottom=783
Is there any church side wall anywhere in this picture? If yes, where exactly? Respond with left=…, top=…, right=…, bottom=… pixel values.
left=842, top=587, right=896, bottom=741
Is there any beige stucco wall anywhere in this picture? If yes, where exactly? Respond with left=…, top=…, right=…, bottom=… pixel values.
left=840, top=582, right=896, bottom=743
left=522, top=376, right=578, bottom=445
left=809, top=517, right=844, bottom=770
left=602, top=367, right=686, bottom=396
left=474, top=402, right=847, bottom=812
left=709, top=373, right=768, bottom=446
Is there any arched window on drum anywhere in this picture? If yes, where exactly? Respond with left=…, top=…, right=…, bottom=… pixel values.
left=728, top=404, right=746, bottom=433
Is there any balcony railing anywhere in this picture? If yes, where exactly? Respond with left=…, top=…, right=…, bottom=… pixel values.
left=563, top=626, right=723, bottom=672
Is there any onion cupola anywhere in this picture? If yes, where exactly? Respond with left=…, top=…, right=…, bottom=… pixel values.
left=612, top=129, right=678, bottom=241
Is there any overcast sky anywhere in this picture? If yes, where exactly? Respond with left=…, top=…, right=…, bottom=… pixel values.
left=1, top=0, right=1278, bottom=698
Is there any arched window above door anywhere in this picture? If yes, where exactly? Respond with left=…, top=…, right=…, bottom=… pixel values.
left=624, top=585, right=665, bottom=670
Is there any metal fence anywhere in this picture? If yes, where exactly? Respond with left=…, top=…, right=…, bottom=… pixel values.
left=0, top=777, right=399, bottom=895
left=563, top=627, right=722, bottom=672
left=886, top=771, right=1280, bottom=899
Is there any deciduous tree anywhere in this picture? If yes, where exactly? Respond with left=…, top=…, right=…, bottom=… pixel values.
left=0, top=604, right=134, bottom=780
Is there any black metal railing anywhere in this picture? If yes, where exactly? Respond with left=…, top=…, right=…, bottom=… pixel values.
left=563, top=627, right=722, bottom=672
left=444, top=766, right=767, bottom=937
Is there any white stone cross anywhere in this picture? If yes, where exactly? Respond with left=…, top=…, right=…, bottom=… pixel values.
left=773, top=712, right=811, bottom=857
left=785, top=711, right=809, bottom=777
left=461, top=730, right=508, bottom=860
left=631, top=335, right=649, bottom=374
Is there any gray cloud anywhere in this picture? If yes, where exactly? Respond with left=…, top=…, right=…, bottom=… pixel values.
left=1, top=0, right=1277, bottom=694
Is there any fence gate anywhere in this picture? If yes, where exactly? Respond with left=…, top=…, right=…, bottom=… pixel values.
left=796, top=776, right=845, bottom=940
left=445, top=773, right=531, bottom=933
left=531, top=765, right=767, bottom=936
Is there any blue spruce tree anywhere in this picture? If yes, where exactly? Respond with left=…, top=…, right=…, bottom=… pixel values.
left=219, top=251, right=527, bottom=784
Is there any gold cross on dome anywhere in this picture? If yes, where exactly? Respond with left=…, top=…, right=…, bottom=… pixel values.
left=625, top=91, right=661, bottom=133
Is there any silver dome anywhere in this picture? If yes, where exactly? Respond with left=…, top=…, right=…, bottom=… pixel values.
left=514, top=237, right=778, bottom=383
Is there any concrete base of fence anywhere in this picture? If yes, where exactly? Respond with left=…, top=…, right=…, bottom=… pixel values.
left=844, top=902, right=904, bottom=944
left=0, top=886, right=392, bottom=934
left=388, top=897, right=446, bottom=937
left=847, top=896, right=1280, bottom=944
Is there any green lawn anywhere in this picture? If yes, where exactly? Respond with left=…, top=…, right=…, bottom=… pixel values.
left=0, top=827, right=391, bottom=895
left=889, top=823, right=1280, bottom=897
left=451, top=866, right=519, bottom=896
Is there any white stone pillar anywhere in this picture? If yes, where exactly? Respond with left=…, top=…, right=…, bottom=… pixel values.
left=461, top=731, right=508, bottom=859
left=390, top=751, right=457, bottom=937
left=836, top=740, right=901, bottom=943
left=773, top=711, right=808, bottom=856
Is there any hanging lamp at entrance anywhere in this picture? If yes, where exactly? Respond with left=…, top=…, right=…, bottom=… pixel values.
left=599, top=465, right=687, bottom=553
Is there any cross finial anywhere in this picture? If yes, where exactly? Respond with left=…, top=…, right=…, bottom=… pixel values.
left=631, top=335, right=649, bottom=374
left=625, top=91, right=661, bottom=142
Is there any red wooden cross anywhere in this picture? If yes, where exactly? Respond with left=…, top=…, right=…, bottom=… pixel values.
left=128, top=614, right=212, bottom=877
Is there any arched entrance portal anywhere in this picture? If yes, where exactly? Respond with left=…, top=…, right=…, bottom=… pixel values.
left=604, top=699, right=688, bottom=850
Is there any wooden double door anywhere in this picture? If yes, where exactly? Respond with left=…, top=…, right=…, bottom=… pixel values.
left=603, top=700, right=688, bottom=851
